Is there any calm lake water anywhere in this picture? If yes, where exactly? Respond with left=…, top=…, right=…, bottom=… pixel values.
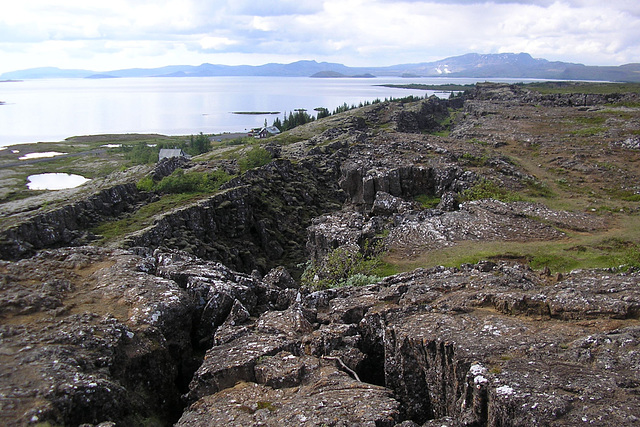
left=0, top=76, right=527, bottom=146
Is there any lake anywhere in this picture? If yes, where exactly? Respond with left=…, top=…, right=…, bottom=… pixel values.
left=0, top=76, right=528, bottom=146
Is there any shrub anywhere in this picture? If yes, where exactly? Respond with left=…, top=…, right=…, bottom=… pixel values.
left=239, top=146, right=272, bottom=172
left=138, top=169, right=232, bottom=194
left=301, top=242, right=385, bottom=290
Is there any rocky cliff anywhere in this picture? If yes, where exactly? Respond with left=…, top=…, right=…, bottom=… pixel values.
left=2, top=247, right=638, bottom=426
left=1, top=83, right=640, bottom=426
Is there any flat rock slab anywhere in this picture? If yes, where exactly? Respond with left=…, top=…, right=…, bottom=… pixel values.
left=177, top=367, right=400, bottom=426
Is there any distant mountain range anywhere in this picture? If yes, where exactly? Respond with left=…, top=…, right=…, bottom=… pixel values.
left=2, top=53, right=640, bottom=82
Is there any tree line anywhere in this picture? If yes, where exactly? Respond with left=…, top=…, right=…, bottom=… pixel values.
left=271, top=93, right=429, bottom=132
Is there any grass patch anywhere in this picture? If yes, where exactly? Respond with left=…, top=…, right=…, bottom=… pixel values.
left=458, top=179, right=523, bottom=203
left=603, top=188, right=640, bottom=202
left=92, top=193, right=207, bottom=242
left=523, top=178, right=555, bottom=198
left=270, top=133, right=307, bottom=145
left=383, top=223, right=640, bottom=274
left=569, top=126, right=608, bottom=136
left=238, top=146, right=272, bottom=172
left=414, top=194, right=441, bottom=208
left=459, top=152, right=489, bottom=167
left=137, top=169, right=232, bottom=194
left=573, top=116, right=607, bottom=126
left=523, top=82, right=640, bottom=95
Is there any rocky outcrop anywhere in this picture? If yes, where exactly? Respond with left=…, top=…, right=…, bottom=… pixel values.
left=151, top=156, right=192, bottom=181
left=0, top=247, right=195, bottom=426
left=306, top=198, right=606, bottom=265
left=0, top=247, right=292, bottom=426
left=339, top=165, right=476, bottom=208
left=0, top=183, right=150, bottom=260
left=467, top=82, right=640, bottom=107
left=2, top=245, right=639, bottom=426
left=175, top=257, right=640, bottom=426
left=125, top=158, right=346, bottom=274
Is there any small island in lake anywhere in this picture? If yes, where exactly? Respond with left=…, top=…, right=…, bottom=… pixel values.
left=310, top=71, right=376, bottom=78
left=232, top=111, right=281, bottom=115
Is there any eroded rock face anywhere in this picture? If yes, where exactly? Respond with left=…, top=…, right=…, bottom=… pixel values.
left=0, top=247, right=193, bottom=425
left=173, top=259, right=639, bottom=426
left=2, top=246, right=639, bottom=426
left=125, top=158, right=346, bottom=275
left=0, top=184, right=150, bottom=260
left=0, top=247, right=284, bottom=426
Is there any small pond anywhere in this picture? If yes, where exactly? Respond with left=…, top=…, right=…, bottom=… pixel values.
left=27, top=173, right=90, bottom=190
left=19, top=151, right=67, bottom=160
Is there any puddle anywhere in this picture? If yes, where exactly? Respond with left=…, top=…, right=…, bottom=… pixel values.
left=27, top=173, right=90, bottom=190
left=19, top=151, right=67, bottom=160
left=102, top=144, right=122, bottom=148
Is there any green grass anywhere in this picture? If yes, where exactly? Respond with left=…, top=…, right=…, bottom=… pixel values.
left=92, top=193, right=206, bottom=242
left=414, top=194, right=441, bottom=208
left=523, top=82, right=640, bottom=95
left=458, top=179, right=524, bottom=203
left=569, top=127, right=607, bottom=136
left=384, top=222, right=640, bottom=274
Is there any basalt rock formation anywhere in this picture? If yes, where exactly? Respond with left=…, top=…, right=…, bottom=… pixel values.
left=1, top=84, right=640, bottom=426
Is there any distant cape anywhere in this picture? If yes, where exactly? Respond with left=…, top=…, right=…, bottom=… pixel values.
left=2, top=53, right=639, bottom=82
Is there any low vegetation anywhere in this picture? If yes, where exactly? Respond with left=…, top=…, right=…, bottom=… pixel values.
left=137, top=169, right=232, bottom=194
left=301, top=242, right=386, bottom=290
left=92, top=193, right=207, bottom=243
left=522, top=81, right=640, bottom=95
left=122, top=133, right=212, bottom=165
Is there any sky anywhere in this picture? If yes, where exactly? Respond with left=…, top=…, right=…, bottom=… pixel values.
left=1, top=0, right=639, bottom=74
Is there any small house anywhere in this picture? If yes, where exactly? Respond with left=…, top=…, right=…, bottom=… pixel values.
left=158, top=148, right=190, bottom=161
left=257, top=126, right=281, bottom=139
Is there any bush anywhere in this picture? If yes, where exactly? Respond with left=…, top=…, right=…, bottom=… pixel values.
left=123, top=142, right=158, bottom=164
left=301, top=243, right=385, bottom=290
left=238, top=146, right=272, bottom=172
left=138, top=168, right=232, bottom=194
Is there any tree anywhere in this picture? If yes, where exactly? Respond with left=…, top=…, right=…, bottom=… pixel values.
left=190, top=132, right=210, bottom=155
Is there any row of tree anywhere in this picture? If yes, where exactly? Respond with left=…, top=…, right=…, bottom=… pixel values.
left=270, top=93, right=431, bottom=132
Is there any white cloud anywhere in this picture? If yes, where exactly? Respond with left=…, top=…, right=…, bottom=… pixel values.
left=0, top=0, right=639, bottom=73
left=199, top=36, right=238, bottom=50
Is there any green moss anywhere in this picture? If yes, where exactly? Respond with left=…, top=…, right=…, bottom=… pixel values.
left=414, top=194, right=441, bottom=208
left=256, top=401, right=277, bottom=412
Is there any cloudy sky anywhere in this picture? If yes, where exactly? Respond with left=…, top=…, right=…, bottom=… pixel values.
left=1, top=0, right=639, bottom=74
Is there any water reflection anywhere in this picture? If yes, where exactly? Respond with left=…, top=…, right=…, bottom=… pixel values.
left=27, top=173, right=89, bottom=190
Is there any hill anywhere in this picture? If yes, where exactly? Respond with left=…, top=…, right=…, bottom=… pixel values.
left=3, top=53, right=640, bottom=82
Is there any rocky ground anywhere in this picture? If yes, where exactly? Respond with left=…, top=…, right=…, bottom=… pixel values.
left=1, top=83, right=640, bottom=426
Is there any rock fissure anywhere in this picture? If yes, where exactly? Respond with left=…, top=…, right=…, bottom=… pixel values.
left=2, top=84, right=640, bottom=425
